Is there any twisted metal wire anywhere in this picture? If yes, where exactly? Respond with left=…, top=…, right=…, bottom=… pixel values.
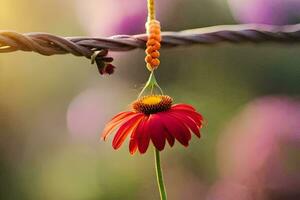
left=1, top=23, right=300, bottom=59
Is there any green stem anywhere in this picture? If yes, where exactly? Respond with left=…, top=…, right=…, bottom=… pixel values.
left=154, top=148, right=167, bottom=200
left=138, top=71, right=163, bottom=98
left=140, top=71, right=167, bottom=199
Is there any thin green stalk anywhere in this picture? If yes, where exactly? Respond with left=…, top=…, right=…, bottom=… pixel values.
left=154, top=148, right=167, bottom=200
left=138, top=71, right=163, bottom=98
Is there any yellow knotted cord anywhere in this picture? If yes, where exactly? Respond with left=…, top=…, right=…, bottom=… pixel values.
left=147, top=0, right=156, bottom=21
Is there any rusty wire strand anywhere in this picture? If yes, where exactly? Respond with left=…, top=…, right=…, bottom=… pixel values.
left=1, top=24, right=300, bottom=59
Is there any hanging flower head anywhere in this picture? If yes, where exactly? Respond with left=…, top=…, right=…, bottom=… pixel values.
left=101, top=94, right=204, bottom=154
left=101, top=0, right=206, bottom=199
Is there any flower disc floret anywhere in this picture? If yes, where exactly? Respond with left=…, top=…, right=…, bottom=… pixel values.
left=132, top=95, right=172, bottom=115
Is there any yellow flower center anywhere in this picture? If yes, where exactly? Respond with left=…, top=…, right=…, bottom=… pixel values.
left=141, top=96, right=162, bottom=105
left=132, top=95, right=173, bottom=115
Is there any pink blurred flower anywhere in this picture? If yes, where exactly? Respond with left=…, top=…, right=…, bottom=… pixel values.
left=209, top=96, right=300, bottom=200
left=66, top=80, right=133, bottom=141
left=228, top=0, right=300, bottom=25
left=67, top=89, right=107, bottom=140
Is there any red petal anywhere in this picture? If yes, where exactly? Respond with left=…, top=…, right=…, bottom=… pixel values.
left=136, top=116, right=151, bottom=154
left=169, top=111, right=201, bottom=138
left=171, top=104, right=203, bottom=126
left=129, top=139, right=138, bottom=155
left=111, top=111, right=133, bottom=121
left=170, top=108, right=203, bottom=127
left=172, top=104, right=196, bottom=111
left=101, top=111, right=135, bottom=140
left=128, top=118, right=143, bottom=155
left=159, top=112, right=191, bottom=146
left=112, top=114, right=143, bottom=149
left=147, top=114, right=166, bottom=151
left=164, top=130, right=175, bottom=147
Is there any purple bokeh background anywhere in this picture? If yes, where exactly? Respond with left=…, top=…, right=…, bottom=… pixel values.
left=228, top=0, right=300, bottom=24
left=75, top=0, right=173, bottom=36
left=209, top=96, right=300, bottom=200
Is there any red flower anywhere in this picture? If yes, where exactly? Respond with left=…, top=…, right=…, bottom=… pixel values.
left=101, top=95, right=204, bottom=154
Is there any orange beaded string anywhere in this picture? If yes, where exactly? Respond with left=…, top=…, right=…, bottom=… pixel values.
left=145, top=20, right=161, bottom=71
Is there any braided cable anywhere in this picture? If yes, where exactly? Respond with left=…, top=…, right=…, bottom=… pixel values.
left=1, top=24, right=300, bottom=59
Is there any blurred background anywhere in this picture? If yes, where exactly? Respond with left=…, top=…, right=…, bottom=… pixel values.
left=0, top=0, right=300, bottom=199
